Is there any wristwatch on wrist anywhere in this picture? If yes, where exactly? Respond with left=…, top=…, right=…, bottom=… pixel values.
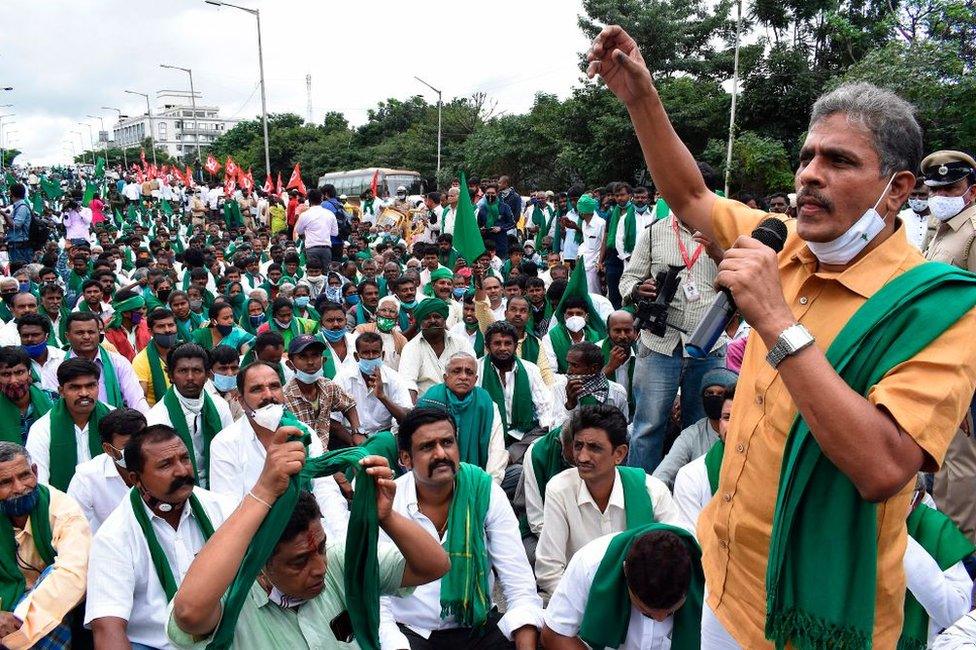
left=766, top=323, right=815, bottom=369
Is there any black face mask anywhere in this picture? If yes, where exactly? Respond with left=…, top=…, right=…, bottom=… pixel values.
left=702, top=393, right=725, bottom=421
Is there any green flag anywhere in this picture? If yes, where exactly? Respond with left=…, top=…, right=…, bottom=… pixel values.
left=31, top=192, right=44, bottom=215
left=94, top=157, right=106, bottom=179
left=161, top=200, right=173, bottom=216
left=453, top=171, right=486, bottom=266
left=40, top=176, right=63, bottom=200
left=553, top=257, right=607, bottom=338
left=82, top=182, right=97, bottom=207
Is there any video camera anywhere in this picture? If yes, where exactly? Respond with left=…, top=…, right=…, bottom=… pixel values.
left=632, top=265, right=684, bottom=338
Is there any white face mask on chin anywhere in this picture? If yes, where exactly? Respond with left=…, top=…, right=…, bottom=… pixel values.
left=805, top=174, right=896, bottom=266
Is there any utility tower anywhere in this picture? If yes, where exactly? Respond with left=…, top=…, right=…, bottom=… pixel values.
left=306, top=74, right=313, bottom=123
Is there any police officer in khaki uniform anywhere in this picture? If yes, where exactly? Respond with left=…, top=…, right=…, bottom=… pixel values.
left=924, top=150, right=976, bottom=542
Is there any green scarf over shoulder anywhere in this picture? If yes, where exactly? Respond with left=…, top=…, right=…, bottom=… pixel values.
left=766, top=262, right=976, bottom=650
left=0, top=484, right=56, bottom=612
left=899, top=503, right=975, bottom=650
left=530, top=425, right=568, bottom=503
left=580, top=523, right=704, bottom=650
left=548, top=323, right=600, bottom=374
left=417, top=384, right=494, bottom=470
left=617, top=466, right=655, bottom=529
left=0, top=387, right=53, bottom=443
left=520, top=332, right=541, bottom=365
left=704, top=439, right=725, bottom=495
left=49, top=399, right=111, bottom=491
left=480, top=356, right=536, bottom=437
left=440, top=463, right=493, bottom=628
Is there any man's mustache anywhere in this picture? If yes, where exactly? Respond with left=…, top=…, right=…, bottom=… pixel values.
left=167, top=475, right=196, bottom=494
left=428, top=459, right=456, bottom=477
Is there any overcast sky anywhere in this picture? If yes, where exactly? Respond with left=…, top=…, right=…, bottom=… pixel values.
left=1, top=0, right=592, bottom=166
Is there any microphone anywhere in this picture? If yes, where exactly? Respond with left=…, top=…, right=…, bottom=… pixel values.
left=685, top=218, right=789, bottom=359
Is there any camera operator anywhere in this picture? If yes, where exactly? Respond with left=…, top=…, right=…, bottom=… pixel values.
left=619, top=169, right=726, bottom=473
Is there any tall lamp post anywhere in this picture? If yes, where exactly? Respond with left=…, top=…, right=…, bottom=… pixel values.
left=160, top=63, right=204, bottom=167
left=124, top=89, right=157, bottom=167
left=723, top=0, right=745, bottom=196
left=0, top=111, right=14, bottom=168
left=102, top=106, right=128, bottom=170
left=78, top=121, right=97, bottom=166
left=204, top=1, right=271, bottom=176
left=86, top=114, right=107, bottom=164
left=414, top=76, right=443, bottom=181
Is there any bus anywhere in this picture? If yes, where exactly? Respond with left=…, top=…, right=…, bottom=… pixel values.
left=316, top=167, right=425, bottom=200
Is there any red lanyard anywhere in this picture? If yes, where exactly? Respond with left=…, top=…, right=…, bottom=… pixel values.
left=672, top=216, right=703, bottom=270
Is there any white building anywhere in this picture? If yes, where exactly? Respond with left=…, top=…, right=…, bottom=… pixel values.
left=113, top=90, right=240, bottom=159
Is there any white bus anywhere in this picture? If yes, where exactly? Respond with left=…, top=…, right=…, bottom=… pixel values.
left=316, top=167, right=425, bottom=200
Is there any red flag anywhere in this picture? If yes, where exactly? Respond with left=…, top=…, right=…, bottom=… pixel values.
left=370, top=169, right=379, bottom=197
left=276, top=172, right=283, bottom=194
left=161, top=164, right=170, bottom=177
left=240, top=168, right=254, bottom=192
left=263, top=172, right=274, bottom=193
left=140, top=149, right=147, bottom=167
left=204, top=154, right=221, bottom=175
left=135, top=167, right=144, bottom=183
left=286, top=163, right=306, bottom=195
left=185, top=165, right=194, bottom=187
left=225, top=156, right=239, bottom=178
left=148, top=163, right=158, bottom=179
left=223, top=175, right=236, bottom=197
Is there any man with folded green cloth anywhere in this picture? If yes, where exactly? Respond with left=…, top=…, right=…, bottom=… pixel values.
left=86, top=424, right=236, bottom=649
left=416, top=353, right=507, bottom=484
left=381, top=408, right=544, bottom=650
left=26, top=358, right=114, bottom=491
left=535, top=404, right=684, bottom=601
left=167, top=420, right=450, bottom=649
left=589, top=25, right=976, bottom=648
left=542, top=523, right=704, bottom=650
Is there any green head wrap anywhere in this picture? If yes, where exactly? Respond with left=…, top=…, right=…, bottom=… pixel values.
left=413, top=298, right=450, bottom=324
left=430, top=268, right=453, bottom=283
left=576, top=194, right=598, bottom=215
left=107, top=294, right=146, bottom=329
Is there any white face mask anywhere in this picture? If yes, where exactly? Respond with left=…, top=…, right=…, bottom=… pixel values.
left=250, top=402, right=284, bottom=431
left=907, top=198, right=928, bottom=214
left=928, top=194, right=969, bottom=222
left=565, top=315, right=587, bottom=333
left=806, top=174, right=895, bottom=266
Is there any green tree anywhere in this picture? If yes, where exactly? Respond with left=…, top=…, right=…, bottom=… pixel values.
left=702, top=130, right=796, bottom=195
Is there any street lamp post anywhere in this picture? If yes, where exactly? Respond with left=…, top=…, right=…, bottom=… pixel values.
left=78, top=121, right=97, bottom=166
left=70, top=131, right=85, bottom=164
left=205, top=1, right=271, bottom=176
left=102, top=106, right=128, bottom=170
left=724, top=0, right=744, bottom=196
left=124, top=90, right=157, bottom=167
left=414, top=76, right=443, bottom=180
left=0, top=111, right=14, bottom=169
left=87, top=114, right=107, bottom=165
left=160, top=64, right=204, bottom=167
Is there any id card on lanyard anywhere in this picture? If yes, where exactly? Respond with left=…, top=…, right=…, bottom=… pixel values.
left=673, top=217, right=704, bottom=302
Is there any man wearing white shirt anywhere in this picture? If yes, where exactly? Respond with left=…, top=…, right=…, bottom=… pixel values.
left=86, top=424, right=235, bottom=649
left=332, top=332, right=412, bottom=436
left=399, top=298, right=476, bottom=401
left=614, top=186, right=656, bottom=267
left=207, top=362, right=350, bottom=539
left=0, top=291, right=37, bottom=346
left=574, top=195, right=606, bottom=293
left=67, top=408, right=144, bottom=533
left=673, top=387, right=733, bottom=532
left=535, top=404, right=683, bottom=599
left=441, top=187, right=459, bottom=235
left=27, top=357, right=115, bottom=489
left=380, top=408, right=544, bottom=649
left=549, top=343, right=629, bottom=428
left=145, top=344, right=234, bottom=489
left=295, top=188, right=338, bottom=271
left=123, top=179, right=142, bottom=203
left=480, top=276, right=507, bottom=321
left=17, top=313, right=65, bottom=391
left=560, top=189, right=584, bottom=264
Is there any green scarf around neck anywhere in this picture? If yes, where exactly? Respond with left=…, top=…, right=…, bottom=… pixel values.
left=480, top=356, right=536, bottom=438
left=549, top=323, right=600, bottom=374
left=49, top=398, right=111, bottom=491
left=530, top=425, right=568, bottom=506
left=67, top=347, right=123, bottom=408
left=162, top=388, right=224, bottom=488
left=208, top=443, right=380, bottom=650
left=129, top=488, right=216, bottom=601
left=604, top=202, right=631, bottom=249
left=440, top=463, right=493, bottom=628
left=617, top=466, right=655, bottom=529
left=704, top=439, right=725, bottom=495
left=621, top=203, right=639, bottom=253
left=0, top=484, right=56, bottom=612
left=465, top=324, right=485, bottom=357
left=417, top=385, right=494, bottom=469
left=0, top=387, right=52, bottom=443
left=146, top=343, right=169, bottom=405
left=484, top=200, right=499, bottom=229
left=579, top=523, right=704, bottom=650
left=765, top=262, right=976, bottom=650
left=899, top=503, right=975, bottom=650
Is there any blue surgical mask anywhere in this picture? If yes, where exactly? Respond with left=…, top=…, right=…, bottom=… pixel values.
left=346, top=294, right=361, bottom=305
left=22, top=342, right=47, bottom=359
left=216, top=323, right=234, bottom=336
left=452, top=288, right=466, bottom=299
left=0, top=486, right=39, bottom=517
left=18, top=282, right=29, bottom=293
left=212, top=371, right=237, bottom=392
left=321, top=327, right=346, bottom=343
left=325, top=287, right=342, bottom=302
left=295, top=368, right=323, bottom=384
left=294, top=296, right=310, bottom=308
left=358, top=357, right=384, bottom=375
left=250, top=313, right=267, bottom=327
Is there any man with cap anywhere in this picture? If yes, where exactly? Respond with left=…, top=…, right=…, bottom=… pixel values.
left=399, top=298, right=476, bottom=402
left=281, top=334, right=361, bottom=449
left=573, top=194, right=606, bottom=293
left=922, top=150, right=976, bottom=541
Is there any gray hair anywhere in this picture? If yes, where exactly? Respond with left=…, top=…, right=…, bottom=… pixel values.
left=0, top=442, right=30, bottom=465
left=809, top=82, right=922, bottom=177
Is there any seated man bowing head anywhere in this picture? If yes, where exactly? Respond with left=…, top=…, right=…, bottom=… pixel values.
left=86, top=424, right=235, bottom=649
left=381, top=407, right=544, bottom=650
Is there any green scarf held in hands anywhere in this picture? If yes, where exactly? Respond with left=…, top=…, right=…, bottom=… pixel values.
left=161, top=388, right=224, bottom=488
left=208, top=444, right=380, bottom=650
left=417, top=384, right=494, bottom=469
left=899, top=503, right=975, bottom=650
left=129, top=488, right=216, bottom=601
left=580, top=523, right=704, bottom=650
left=0, top=387, right=53, bottom=444
left=704, top=439, right=725, bottom=495
left=440, top=463, right=493, bottom=628
left=484, top=200, right=499, bottom=229
left=146, top=343, right=169, bottom=405
left=480, top=356, right=536, bottom=438
left=0, top=484, right=56, bottom=612
left=107, top=294, right=146, bottom=331
left=48, top=399, right=111, bottom=491
left=765, top=262, right=976, bottom=650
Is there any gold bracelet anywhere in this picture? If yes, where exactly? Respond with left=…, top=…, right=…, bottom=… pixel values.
left=246, top=490, right=272, bottom=510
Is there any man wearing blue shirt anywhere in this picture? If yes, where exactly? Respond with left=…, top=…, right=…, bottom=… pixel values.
left=5, top=183, right=33, bottom=263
